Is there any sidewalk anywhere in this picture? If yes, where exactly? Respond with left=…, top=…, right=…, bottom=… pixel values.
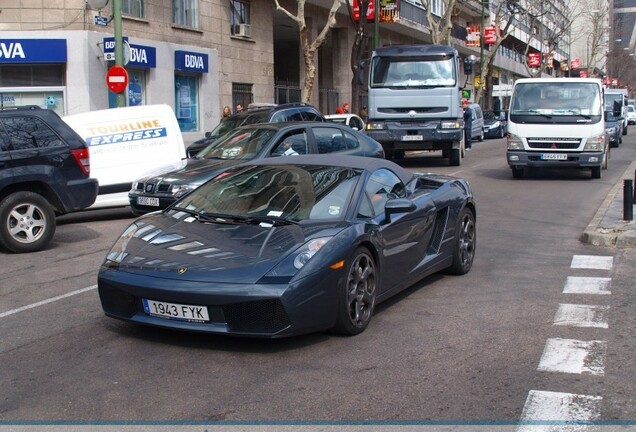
left=581, top=160, right=636, bottom=247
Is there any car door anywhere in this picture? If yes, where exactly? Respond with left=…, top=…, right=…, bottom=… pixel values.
left=0, top=121, right=13, bottom=189
left=356, top=168, right=435, bottom=293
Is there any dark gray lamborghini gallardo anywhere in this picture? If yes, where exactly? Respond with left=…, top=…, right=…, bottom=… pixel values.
left=98, top=155, right=476, bottom=338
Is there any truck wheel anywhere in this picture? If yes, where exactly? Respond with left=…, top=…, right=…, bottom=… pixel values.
left=393, top=149, right=405, bottom=159
left=591, top=166, right=602, bottom=179
left=449, top=148, right=461, bottom=166
left=511, top=166, right=524, bottom=179
left=0, top=191, right=56, bottom=253
left=383, top=145, right=394, bottom=159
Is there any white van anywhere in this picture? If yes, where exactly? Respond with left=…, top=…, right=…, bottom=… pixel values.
left=507, top=78, right=608, bottom=179
left=63, top=105, right=187, bottom=208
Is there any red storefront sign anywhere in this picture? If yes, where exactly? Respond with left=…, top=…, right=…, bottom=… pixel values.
left=466, top=25, right=481, bottom=47
left=353, top=0, right=375, bottom=21
left=571, top=58, right=580, bottom=70
left=484, top=26, right=497, bottom=45
left=580, top=70, right=588, bottom=78
left=528, top=53, right=541, bottom=67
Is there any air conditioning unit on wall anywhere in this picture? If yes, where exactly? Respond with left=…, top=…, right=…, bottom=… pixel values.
left=235, top=23, right=251, bottom=37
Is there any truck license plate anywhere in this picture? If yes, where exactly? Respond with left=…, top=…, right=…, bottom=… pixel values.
left=541, top=153, right=568, bottom=160
left=137, top=196, right=160, bottom=206
left=143, top=298, right=210, bottom=322
left=401, top=135, right=423, bottom=141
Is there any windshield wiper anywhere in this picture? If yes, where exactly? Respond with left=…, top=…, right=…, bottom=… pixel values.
left=198, top=212, right=248, bottom=224
left=245, top=215, right=299, bottom=226
left=515, top=109, right=552, bottom=119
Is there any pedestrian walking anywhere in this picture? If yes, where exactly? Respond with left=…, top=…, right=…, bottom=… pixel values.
left=463, top=99, right=473, bottom=150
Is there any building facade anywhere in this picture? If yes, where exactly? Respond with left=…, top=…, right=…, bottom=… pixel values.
left=1, top=0, right=575, bottom=144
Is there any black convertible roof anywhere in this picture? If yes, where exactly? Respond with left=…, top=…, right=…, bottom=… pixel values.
left=239, top=155, right=415, bottom=185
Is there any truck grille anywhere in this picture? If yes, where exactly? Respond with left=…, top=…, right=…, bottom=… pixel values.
left=527, top=137, right=581, bottom=149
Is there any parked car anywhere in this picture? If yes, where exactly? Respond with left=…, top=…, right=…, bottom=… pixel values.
left=0, top=106, right=98, bottom=253
left=627, top=105, right=636, bottom=125
left=186, top=103, right=326, bottom=158
left=605, top=111, right=622, bottom=147
left=100, top=155, right=476, bottom=337
left=324, top=113, right=366, bottom=131
left=465, top=103, right=484, bottom=142
left=483, top=110, right=507, bottom=139
left=129, top=122, right=385, bottom=215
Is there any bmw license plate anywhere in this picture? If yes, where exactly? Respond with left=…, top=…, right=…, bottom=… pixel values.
left=541, top=153, right=568, bottom=160
left=137, top=196, right=160, bottom=206
left=143, top=298, right=210, bottom=322
left=401, top=135, right=423, bottom=141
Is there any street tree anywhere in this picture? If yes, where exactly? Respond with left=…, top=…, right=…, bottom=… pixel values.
left=518, top=0, right=581, bottom=78
left=345, top=0, right=372, bottom=115
left=420, top=0, right=459, bottom=45
left=474, top=0, right=521, bottom=107
left=273, top=0, right=342, bottom=103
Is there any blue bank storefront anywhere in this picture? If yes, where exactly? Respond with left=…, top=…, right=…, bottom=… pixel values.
left=0, top=31, right=218, bottom=139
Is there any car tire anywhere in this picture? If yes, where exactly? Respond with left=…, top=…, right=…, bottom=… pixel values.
left=449, top=148, right=461, bottom=166
left=445, top=207, right=476, bottom=276
left=0, top=191, right=56, bottom=253
left=500, top=127, right=505, bottom=139
left=511, top=166, right=524, bottom=179
left=591, top=166, right=602, bottom=179
left=332, top=247, right=377, bottom=336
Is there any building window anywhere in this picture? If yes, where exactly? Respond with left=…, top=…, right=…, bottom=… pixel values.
left=230, top=0, right=250, bottom=36
left=430, top=0, right=445, bottom=17
left=122, top=0, right=144, bottom=18
left=108, top=69, right=146, bottom=108
left=175, top=74, right=199, bottom=132
left=173, top=0, right=199, bottom=28
left=232, top=83, right=253, bottom=112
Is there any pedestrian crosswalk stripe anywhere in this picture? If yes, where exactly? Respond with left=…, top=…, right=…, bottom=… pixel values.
left=519, top=390, right=602, bottom=431
left=553, top=304, right=609, bottom=329
left=570, top=255, right=613, bottom=270
left=563, top=276, right=611, bottom=295
left=537, top=338, right=606, bottom=376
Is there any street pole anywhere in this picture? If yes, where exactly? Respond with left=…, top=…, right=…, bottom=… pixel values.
left=113, top=0, right=126, bottom=107
left=373, top=0, right=379, bottom=49
left=479, top=0, right=484, bottom=105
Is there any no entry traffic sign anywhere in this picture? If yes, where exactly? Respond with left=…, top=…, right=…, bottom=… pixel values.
left=106, top=65, right=129, bottom=93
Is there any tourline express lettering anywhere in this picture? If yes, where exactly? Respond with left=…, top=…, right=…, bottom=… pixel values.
left=87, top=119, right=161, bottom=135
left=86, top=128, right=167, bottom=146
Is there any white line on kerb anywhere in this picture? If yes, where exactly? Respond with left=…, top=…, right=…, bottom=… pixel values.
left=0, top=285, right=97, bottom=319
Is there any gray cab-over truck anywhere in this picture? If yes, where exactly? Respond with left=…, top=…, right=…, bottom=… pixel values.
left=364, top=45, right=466, bottom=165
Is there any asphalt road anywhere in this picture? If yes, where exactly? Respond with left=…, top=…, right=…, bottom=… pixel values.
left=1, top=134, right=636, bottom=429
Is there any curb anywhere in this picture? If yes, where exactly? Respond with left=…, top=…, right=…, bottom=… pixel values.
left=581, top=160, right=636, bottom=247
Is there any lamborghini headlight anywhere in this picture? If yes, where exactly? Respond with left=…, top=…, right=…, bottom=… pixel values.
left=103, top=223, right=139, bottom=266
left=265, top=237, right=332, bottom=278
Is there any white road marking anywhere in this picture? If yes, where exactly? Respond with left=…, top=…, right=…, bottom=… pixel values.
left=570, top=255, right=613, bottom=270
left=0, top=285, right=97, bottom=319
left=553, top=304, right=610, bottom=329
left=537, top=338, right=607, bottom=376
left=563, top=277, right=611, bottom=295
left=518, top=390, right=602, bottom=431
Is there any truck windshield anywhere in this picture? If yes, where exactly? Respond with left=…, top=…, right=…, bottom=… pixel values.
left=370, top=56, right=455, bottom=88
left=510, top=82, right=602, bottom=117
left=604, top=93, right=625, bottom=113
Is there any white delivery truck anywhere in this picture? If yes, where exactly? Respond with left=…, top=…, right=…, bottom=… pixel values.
left=506, top=78, right=608, bottom=179
left=63, top=104, right=187, bottom=208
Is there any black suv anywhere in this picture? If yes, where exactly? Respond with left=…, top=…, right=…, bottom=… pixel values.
left=186, top=103, right=325, bottom=157
left=0, top=106, right=98, bottom=253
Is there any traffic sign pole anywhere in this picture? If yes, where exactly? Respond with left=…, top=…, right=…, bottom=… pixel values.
left=113, top=0, right=126, bottom=107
